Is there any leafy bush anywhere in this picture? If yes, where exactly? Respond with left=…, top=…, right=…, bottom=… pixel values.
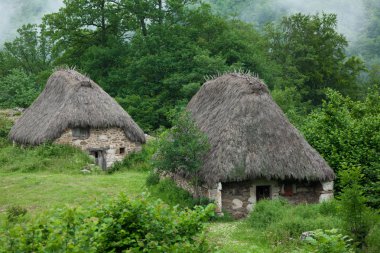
left=248, top=199, right=288, bottom=229
left=108, top=139, right=157, bottom=173
left=366, top=222, right=380, bottom=253
left=0, top=116, right=12, bottom=138
left=302, top=229, right=354, bottom=253
left=6, top=206, right=27, bottom=222
left=301, top=88, right=380, bottom=207
left=0, top=69, right=39, bottom=108
left=153, top=111, right=210, bottom=198
left=248, top=199, right=342, bottom=244
left=267, top=214, right=340, bottom=243
left=149, top=179, right=210, bottom=209
left=0, top=194, right=215, bottom=252
left=338, top=167, right=374, bottom=247
left=145, top=171, right=160, bottom=186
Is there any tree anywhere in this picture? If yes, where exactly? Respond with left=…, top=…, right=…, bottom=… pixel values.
left=0, top=24, right=53, bottom=77
left=153, top=111, right=210, bottom=198
left=266, top=13, right=365, bottom=104
left=301, top=87, right=380, bottom=207
left=0, top=69, right=39, bottom=108
left=338, top=167, right=373, bottom=248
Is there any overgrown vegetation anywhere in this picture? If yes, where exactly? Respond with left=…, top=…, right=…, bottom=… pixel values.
left=0, top=194, right=215, bottom=252
left=0, top=143, right=92, bottom=173
left=0, top=0, right=379, bottom=252
left=153, top=111, right=210, bottom=198
left=302, top=87, right=380, bottom=207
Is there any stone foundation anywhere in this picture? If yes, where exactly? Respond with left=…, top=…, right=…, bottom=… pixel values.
left=162, top=174, right=334, bottom=219
left=55, top=127, right=142, bottom=168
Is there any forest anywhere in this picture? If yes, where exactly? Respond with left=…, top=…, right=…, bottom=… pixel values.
left=0, top=0, right=379, bottom=252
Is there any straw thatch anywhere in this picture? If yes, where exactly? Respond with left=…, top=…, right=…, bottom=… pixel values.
left=187, top=73, right=335, bottom=186
left=9, top=69, right=145, bottom=145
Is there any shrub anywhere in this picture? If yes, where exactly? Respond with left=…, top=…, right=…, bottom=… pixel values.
left=248, top=200, right=342, bottom=245
left=248, top=199, right=288, bottom=229
left=338, top=167, right=373, bottom=246
left=0, top=116, right=12, bottom=138
left=145, top=171, right=160, bottom=186
left=0, top=69, right=39, bottom=108
left=108, top=140, right=157, bottom=173
left=319, top=199, right=339, bottom=216
left=366, top=222, right=380, bottom=253
left=267, top=214, right=340, bottom=243
left=149, top=179, right=211, bottom=208
left=153, top=111, right=210, bottom=198
left=6, top=206, right=27, bottom=222
left=302, top=229, right=354, bottom=253
left=0, top=194, right=215, bottom=252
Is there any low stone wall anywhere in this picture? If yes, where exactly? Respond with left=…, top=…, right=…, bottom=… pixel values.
left=55, top=127, right=141, bottom=167
left=160, top=174, right=334, bottom=219
left=279, top=181, right=333, bottom=204
left=222, top=179, right=280, bottom=219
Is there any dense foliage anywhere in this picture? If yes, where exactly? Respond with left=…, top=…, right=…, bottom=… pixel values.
left=302, top=87, right=380, bottom=207
left=153, top=111, right=210, bottom=195
left=0, top=194, right=215, bottom=252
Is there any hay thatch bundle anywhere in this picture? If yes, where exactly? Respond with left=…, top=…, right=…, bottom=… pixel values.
left=187, top=73, right=334, bottom=186
left=10, top=69, right=145, bottom=145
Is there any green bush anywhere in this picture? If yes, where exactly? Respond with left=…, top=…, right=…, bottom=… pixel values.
left=108, top=140, right=157, bottom=173
left=145, top=171, right=160, bottom=186
left=302, top=229, right=354, bottom=253
left=0, top=194, right=215, bottom=252
left=319, top=199, right=339, bottom=216
left=248, top=200, right=342, bottom=245
left=149, top=179, right=211, bottom=209
left=0, top=69, right=39, bottom=108
left=248, top=199, right=288, bottom=229
left=0, top=116, right=12, bottom=138
left=267, top=214, right=340, bottom=243
left=366, top=222, right=380, bottom=253
left=6, top=206, right=28, bottom=222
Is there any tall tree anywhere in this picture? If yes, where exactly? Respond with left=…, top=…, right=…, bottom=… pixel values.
left=266, top=13, right=365, bottom=104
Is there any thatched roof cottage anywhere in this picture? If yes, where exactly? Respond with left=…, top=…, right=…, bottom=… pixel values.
left=185, top=73, right=335, bottom=218
left=9, top=69, right=145, bottom=169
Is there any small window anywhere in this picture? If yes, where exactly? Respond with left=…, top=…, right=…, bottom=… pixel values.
left=72, top=127, right=90, bottom=139
left=119, top=147, right=126, bottom=155
left=283, top=184, right=293, bottom=196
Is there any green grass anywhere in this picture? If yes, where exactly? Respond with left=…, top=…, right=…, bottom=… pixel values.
left=0, top=130, right=352, bottom=252
left=206, top=221, right=273, bottom=252
left=0, top=171, right=148, bottom=221
left=0, top=143, right=92, bottom=173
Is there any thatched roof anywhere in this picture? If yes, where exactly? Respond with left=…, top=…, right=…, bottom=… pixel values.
left=9, top=69, right=145, bottom=145
left=187, top=73, right=335, bottom=186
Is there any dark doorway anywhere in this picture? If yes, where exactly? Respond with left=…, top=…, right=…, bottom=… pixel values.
left=256, top=185, right=271, bottom=201
left=90, top=150, right=107, bottom=170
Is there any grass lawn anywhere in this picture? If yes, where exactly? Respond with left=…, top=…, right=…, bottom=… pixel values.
left=0, top=171, right=148, bottom=220
left=206, top=221, right=273, bottom=253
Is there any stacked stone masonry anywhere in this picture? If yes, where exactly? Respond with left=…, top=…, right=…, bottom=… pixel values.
left=163, top=173, right=334, bottom=219
left=55, top=128, right=142, bottom=168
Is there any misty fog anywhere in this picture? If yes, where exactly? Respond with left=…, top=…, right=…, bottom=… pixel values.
left=0, top=0, right=370, bottom=46
left=0, top=0, right=63, bottom=45
left=239, top=0, right=367, bottom=45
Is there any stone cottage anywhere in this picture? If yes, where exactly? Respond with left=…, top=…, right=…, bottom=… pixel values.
left=182, top=73, right=335, bottom=218
left=9, top=69, right=145, bottom=169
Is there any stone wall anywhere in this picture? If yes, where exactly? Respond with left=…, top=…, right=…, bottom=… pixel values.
left=55, top=128, right=142, bottom=167
left=160, top=174, right=334, bottom=219
left=222, top=179, right=280, bottom=219
left=279, top=181, right=334, bottom=204
left=280, top=181, right=320, bottom=204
